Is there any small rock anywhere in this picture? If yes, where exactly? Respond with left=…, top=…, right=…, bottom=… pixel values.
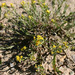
left=66, top=59, right=74, bottom=69
left=3, top=72, right=8, bottom=75
left=48, top=61, right=53, bottom=72
left=56, top=55, right=66, bottom=67
left=64, top=49, right=75, bottom=63
left=72, top=55, right=75, bottom=63
left=42, top=62, right=49, bottom=74
left=10, top=62, right=15, bottom=70
left=46, top=55, right=52, bottom=62
left=59, top=66, right=74, bottom=75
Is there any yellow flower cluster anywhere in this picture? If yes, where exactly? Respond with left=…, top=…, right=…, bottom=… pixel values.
left=28, top=15, right=32, bottom=19
left=63, top=42, right=68, bottom=48
left=51, top=42, right=69, bottom=55
left=34, top=36, right=36, bottom=40
left=63, top=41, right=68, bottom=45
left=35, top=64, right=38, bottom=68
left=16, top=55, right=23, bottom=62
left=30, top=55, right=36, bottom=61
left=53, top=45, right=56, bottom=48
left=35, top=64, right=42, bottom=68
left=51, top=19, right=55, bottom=23
left=1, top=3, right=6, bottom=7
left=42, top=3, right=46, bottom=6
left=32, top=1, right=36, bottom=4
left=10, top=3, right=14, bottom=7
left=4, top=13, right=8, bottom=18
left=36, top=40, right=42, bottom=46
left=51, top=50, right=62, bottom=54
left=46, top=10, right=50, bottom=14
left=21, top=14, right=25, bottom=19
left=37, top=35, right=44, bottom=40
left=34, top=35, right=44, bottom=46
left=35, top=64, right=43, bottom=72
left=59, top=46, right=62, bottom=48
left=21, top=1, right=25, bottom=6
left=21, top=46, right=27, bottom=51
left=51, top=51, right=54, bottom=54
left=57, top=50, right=62, bottom=53
left=51, top=45, right=63, bottom=54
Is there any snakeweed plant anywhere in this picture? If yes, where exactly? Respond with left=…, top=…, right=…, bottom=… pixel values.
left=0, top=0, right=75, bottom=74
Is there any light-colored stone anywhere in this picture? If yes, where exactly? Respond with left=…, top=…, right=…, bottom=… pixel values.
left=59, top=66, right=74, bottom=75
left=72, top=55, right=75, bottom=63
left=64, top=49, right=75, bottom=63
left=56, top=55, right=66, bottom=67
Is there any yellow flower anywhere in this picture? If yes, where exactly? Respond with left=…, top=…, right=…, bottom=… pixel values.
left=30, top=55, right=36, bottom=61
left=16, top=56, right=20, bottom=62
left=59, top=46, right=62, bottom=48
left=28, top=15, right=32, bottom=19
left=35, top=64, right=38, bottom=68
left=36, top=40, right=41, bottom=46
left=46, top=10, right=50, bottom=13
left=21, top=46, right=27, bottom=51
left=33, top=1, right=36, bottom=4
left=63, top=42, right=68, bottom=48
left=21, top=48, right=23, bottom=51
left=23, top=46, right=27, bottom=50
left=57, top=50, right=60, bottom=53
left=37, top=35, right=44, bottom=40
left=21, top=14, right=25, bottom=19
left=1, top=3, right=6, bottom=7
left=4, top=13, right=8, bottom=18
left=34, top=35, right=44, bottom=46
left=36, top=70, right=38, bottom=71
left=20, top=56, right=23, bottom=59
left=32, top=57, right=36, bottom=61
left=51, top=19, right=55, bottom=22
left=34, top=36, right=36, bottom=40
left=42, top=74, right=46, bottom=75
left=10, top=3, right=14, bottom=7
left=42, top=3, right=46, bottom=6
left=51, top=51, right=54, bottom=54
left=16, top=55, right=23, bottom=62
left=65, top=45, right=68, bottom=48
left=21, top=1, right=25, bottom=6
left=53, top=45, right=56, bottom=48
left=63, top=42, right=68, bottom=45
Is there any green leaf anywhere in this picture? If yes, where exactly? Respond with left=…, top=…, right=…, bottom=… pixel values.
left=52, top=54, right=56, bottom=71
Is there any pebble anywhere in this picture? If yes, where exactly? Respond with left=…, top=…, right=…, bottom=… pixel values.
left=72, top=55, right=75, bottom=63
